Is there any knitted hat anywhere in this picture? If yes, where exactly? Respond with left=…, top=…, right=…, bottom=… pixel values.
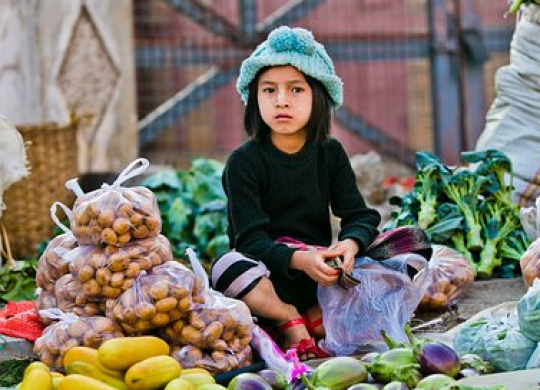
left=236, top=26, right=343, bottom=108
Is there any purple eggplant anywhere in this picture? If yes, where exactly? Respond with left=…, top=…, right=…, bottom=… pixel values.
left=228, top=373, right=273, bottom=390
left=415, top=342, right=461, bottom=378
left=257, top=369, right=288, bottom=390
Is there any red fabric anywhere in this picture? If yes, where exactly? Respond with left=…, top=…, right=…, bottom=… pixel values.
left=0, top=301, right=36, bottom=318
left=0, top=300, right=44, bottom=341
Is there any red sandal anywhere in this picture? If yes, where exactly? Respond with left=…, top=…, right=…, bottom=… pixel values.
left=278, top=318, right=331, bottom=361
left=302, top=316, right=323, bottom=336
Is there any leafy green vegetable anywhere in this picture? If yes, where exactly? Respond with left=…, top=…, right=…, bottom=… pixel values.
left=387, top=149, right=530, bottom=279
left=0, top=358, right=33, bottom=387
left=0, top=260, right=38, bottom=303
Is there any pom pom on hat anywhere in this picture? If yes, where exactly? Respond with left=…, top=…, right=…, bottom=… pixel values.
left=267, top=26, right=316, bottom=55
left=236, top=26, right=343, bottom=108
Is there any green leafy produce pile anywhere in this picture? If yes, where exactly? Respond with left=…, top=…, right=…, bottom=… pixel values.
left=0, top=357, right=33, bottom=387
left=386, top=149, right=530, bottom=279
left=142, top=158, right=229, bottom=269
left=0, top=260, right=37, bottom=303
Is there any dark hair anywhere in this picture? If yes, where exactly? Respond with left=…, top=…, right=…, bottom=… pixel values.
left=243, top=67, right=333, bottom=143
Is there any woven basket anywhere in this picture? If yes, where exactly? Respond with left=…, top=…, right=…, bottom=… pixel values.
left=1, top=121, right=78, bottom=259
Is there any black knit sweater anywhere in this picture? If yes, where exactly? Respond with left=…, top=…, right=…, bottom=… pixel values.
left=223, top=137, right=381, bottom=279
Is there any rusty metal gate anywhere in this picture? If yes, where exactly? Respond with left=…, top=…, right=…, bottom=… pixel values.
left=135, top=0, right=515, bottom=167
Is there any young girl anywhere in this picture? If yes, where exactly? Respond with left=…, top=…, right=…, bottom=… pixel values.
left=210, top=26, right=384, bottom=361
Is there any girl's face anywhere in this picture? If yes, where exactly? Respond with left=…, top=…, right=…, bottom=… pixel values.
left=257, top=65, right=313, bottom=142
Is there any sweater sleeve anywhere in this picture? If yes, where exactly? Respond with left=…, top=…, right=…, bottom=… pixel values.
left=223, top=147, right=300, bottom=279
left=327, top=139, right=381, bottom=253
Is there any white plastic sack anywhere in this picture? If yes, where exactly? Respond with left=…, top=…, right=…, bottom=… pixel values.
left=475, top=5, right=540, bottom=207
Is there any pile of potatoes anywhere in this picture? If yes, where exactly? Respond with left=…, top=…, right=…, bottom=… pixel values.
left=67, top=235, right=172, bottom=301
left=161, top=308, right=252, bottom=353
left=36, top=233, right=77, bottom=294
left=33, top=314, right=123, bottom=372
left=418, top=245, right=475, bottom=309
left=106, top=262, right=205, bottom=334
left=70, top=187, right=161, bottom=247
left=54, top=274, right=107, bottom=317
left=171, top=344, right=253, bottom=375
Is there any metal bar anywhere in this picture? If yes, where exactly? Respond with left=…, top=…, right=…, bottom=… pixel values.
left=239, top=0, right=258, bottom=40
left=138, top=67, right=236, bottom=146
left=135, top=26, right=513, bottom=68
left=457, top=0, right=486, bottom=151
left=428, top=0, right=462, bottom=165
left=257, top=0, right=327, bottom=33
left=164, top=0, right=244, bottom=45
left=136, top=37, right=430, bottom=68
left=335, top=108, right=416, bottom=167
left=482, top=26, right=514, bottom=54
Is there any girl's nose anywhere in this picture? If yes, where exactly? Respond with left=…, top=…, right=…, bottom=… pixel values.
left=276, top=90, right=289, bottom=107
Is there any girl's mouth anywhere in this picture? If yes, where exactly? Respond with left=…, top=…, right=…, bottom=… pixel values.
left=275, top=114, right=292, bottom=120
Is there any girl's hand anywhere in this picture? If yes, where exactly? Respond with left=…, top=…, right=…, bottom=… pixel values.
left=290, top=251, right=341, bottom=286
left=327, top=239, right=360, bottom=274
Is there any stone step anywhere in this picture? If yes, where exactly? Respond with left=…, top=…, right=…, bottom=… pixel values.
left=0, top=335, right=34, bottom=362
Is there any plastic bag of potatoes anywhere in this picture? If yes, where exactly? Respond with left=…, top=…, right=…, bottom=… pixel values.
left=36, top=233, right=77, bottom=294
left=53, top=274, right=107, bottom=318
left=66, top=158, right=161, bottom=247
left=171, top=344, right=253, bottom=375
left=34, top=309, right=123, bottom=372
left=106, top=261, right=205, bottom=334
left=161, top=308, right=252, bottom=353
left=417, top=245, right=475, bottom=310
left=36, top=203, right=78, bottom=294
left=68, top=234, right=172, bottom=301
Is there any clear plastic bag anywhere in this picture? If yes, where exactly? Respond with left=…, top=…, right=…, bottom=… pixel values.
left=170, top=344, right=253, bottom=375
left=165, top=249, right=255, bottom=374
left=66, top=158, right=162, bottom=247
left=36, top=203, right=78, bottom=294
left=517, top=278, right=540, bottom=341
left=34, top=309, right=123, bottom=371
left=318, top=253, right=430, bottom=356
left=417, top=245, right=475, bottom=310
left=106, top=261, right=205, bottom=334
left=520, top=237, right=540, bottom=287
left=454, top=312, right=536, bottom=372
left=161, top=308, right=252, bottom=352
left=68, top=234, right=172, bottom=301
left=54, top=274, right=106, bottom=318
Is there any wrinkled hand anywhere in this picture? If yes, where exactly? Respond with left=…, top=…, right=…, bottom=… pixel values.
left=290, top=250, right=341, bottom=286
left=327, top=239, right=360, bottom=274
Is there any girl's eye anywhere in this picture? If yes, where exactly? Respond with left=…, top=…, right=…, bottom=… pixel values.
left=292, top=87, right=303, bottom=93
left=261, top=87, right=275, bottom=93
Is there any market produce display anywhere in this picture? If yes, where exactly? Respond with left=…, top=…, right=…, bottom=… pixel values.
left=386, top=150, right=530, bottom=279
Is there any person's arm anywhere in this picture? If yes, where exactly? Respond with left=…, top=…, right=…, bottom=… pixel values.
left=327, top=139, right=381, bottom=271
left=224, top=148, right=299, bottom=279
